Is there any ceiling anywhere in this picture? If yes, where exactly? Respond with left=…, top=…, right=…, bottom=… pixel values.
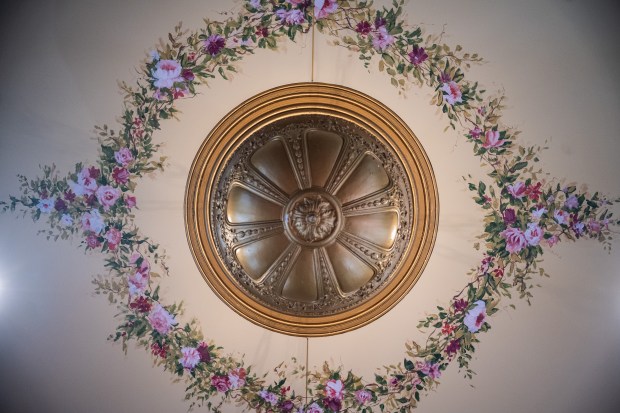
left=0, top=1, right=619, bottom=412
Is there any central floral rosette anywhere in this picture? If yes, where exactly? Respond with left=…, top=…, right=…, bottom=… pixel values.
left=288, top=195, right=337, bottom=243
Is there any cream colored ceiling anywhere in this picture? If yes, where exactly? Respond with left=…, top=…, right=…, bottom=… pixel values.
left=0, top=1, right=619, bottom=412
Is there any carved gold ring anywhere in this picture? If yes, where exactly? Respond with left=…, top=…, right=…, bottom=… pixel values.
left=185, top=83, right=438, bottom=336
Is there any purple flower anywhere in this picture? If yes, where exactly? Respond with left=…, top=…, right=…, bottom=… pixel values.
left=469, top=126, right=482, bottom=139
left=181, top=68, right=195, bottom=81
left=323, top=397, right=342, bottom=411
left=503, top=208, right=517, bottom=225
left=306, top=403, right=324, bottom=413
left=114, top=147, right=134, bottom=166
left=53, top=197, right=67, bottom=212
left=197, top=342, right=211, bottom=363
left=355, top=389, right=372, bottom=405
left=205, top=34, right=226, bottom=56
left=408, top=46, right=428, bottom=66
left=60, top=214, right=73, bottom=227
left=554, top=210, right=570, bottom=225
left=565, top=195, right=579, bottom=210
left=372, top=26, right=394, bottom=51
left=259, top=390, right=278, bottom=405
left=86, top=233, right=101, bottom=249
left=276, top=8, right=306, bottom=25
left=453, top=298, right=468, bottom=312
left=375, top=16, right=386, bottom=28
left=356, top=21, right=371, bottom=35
left=279, top=400, right=295, bottom=412
left=446, top=338, right=461, bottom=356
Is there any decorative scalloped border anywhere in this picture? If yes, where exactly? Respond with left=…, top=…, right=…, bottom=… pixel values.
left=2, top=1, right=617, bottom=412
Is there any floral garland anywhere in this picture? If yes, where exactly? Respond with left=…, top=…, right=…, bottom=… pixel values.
left=1, top=1, right=618, bottom=412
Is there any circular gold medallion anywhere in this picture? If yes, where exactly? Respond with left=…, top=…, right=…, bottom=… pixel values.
left=185, top=83, right=438, bottom=336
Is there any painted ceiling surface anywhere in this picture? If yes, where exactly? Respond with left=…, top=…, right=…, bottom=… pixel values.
left=0, top=1, right=619, bottom=412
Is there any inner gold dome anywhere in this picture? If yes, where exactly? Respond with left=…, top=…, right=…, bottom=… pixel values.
left=185, top=83, right=438, bottom=336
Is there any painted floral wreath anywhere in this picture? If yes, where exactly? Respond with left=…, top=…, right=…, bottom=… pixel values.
left=2, top=1, right=618, bottom=412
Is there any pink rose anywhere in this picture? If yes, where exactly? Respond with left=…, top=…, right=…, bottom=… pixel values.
left=324, top=379, right=344, bottom=401
left=372, top=26, right=395, bottom=51
left=314, top=0, right=338, bottom=19
left=105, top=228, right=122, bottom=250
left=211, top=375, right=231, bottom=393
left=554, top=210, right=569, bottom=225
left=482, top=130, right=505, bottom=149
left=148, top=304, right=176, bottom=335
left=524, top=223, right=543, bottom=246
left=96, top=185, right=121, bottom=210
left=112, top=167, right=130, bottom=185
left=69, top=167, right=98, bottom=197
left=81, top=210, right=105, bottom=234
left=128, top=270, right=149, bottom=296
left=180, top=347, right=201, bottom=370
left=152, top=59, right=183, bottom=89
left=114, top=147, right=134, bottom=166
left=228, top=367, right=247, bottom=389
left=464, top=300, right=486, bottom=333
left=501, top=226, right=527, bottom=253
left=441, top=81, right=462, bottom=105
left=507, top=181, right=526, bottom=199
left=355, top=389, right=372, bottom=405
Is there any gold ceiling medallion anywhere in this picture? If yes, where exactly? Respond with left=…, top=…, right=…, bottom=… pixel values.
left=185, top=83, right=438, bottom=336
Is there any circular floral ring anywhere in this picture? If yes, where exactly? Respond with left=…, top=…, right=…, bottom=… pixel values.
left=1, top=1, right=617, bottom=412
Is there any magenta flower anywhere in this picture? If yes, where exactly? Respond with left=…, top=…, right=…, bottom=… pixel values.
left=181, top=68, right=195, bottom=81
left=506, top=181, right=526, bottom=199
left=446, top=338, right=461, bottom=356
left=501, top=226, right=527, bottom=253
left=482, top=130, right=505, bottom=149
left=129, top=296, right=152, bottom=313
left=112, top=167, right=130, bottom=185
left=197, top=342, right=211, bottom=363
left=125, top=195, right=137, bottom=209
left=440, top=81, right=462, bottom=105
left=211, top=375, right=231, bottom=392
left=53, top=198, right=67, bottom=212
left=453, top=298, right=468, bottom=312
left=323, top=397, right=342, bottom=411
left=205, top=34, right=226, bottom=56
left=463, top=300, right=486, bottom=333
left=408, top=46, right=428, bottom=66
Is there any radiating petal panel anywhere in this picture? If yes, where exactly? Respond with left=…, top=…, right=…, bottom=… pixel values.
left=306, top=130, right=343, bottom=187
left=235, top=233, right=290, bottom=280
left=325, top=242, right=375, bottom=294
left=250, top=138, right=298, bottom=195
left=343, top=211, right=398, bottom=249
left=281, top=249, right=318, bottom=302
left=226, top=185, right=282, bottom=223
left=335, top=154, right=389, bottom=204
